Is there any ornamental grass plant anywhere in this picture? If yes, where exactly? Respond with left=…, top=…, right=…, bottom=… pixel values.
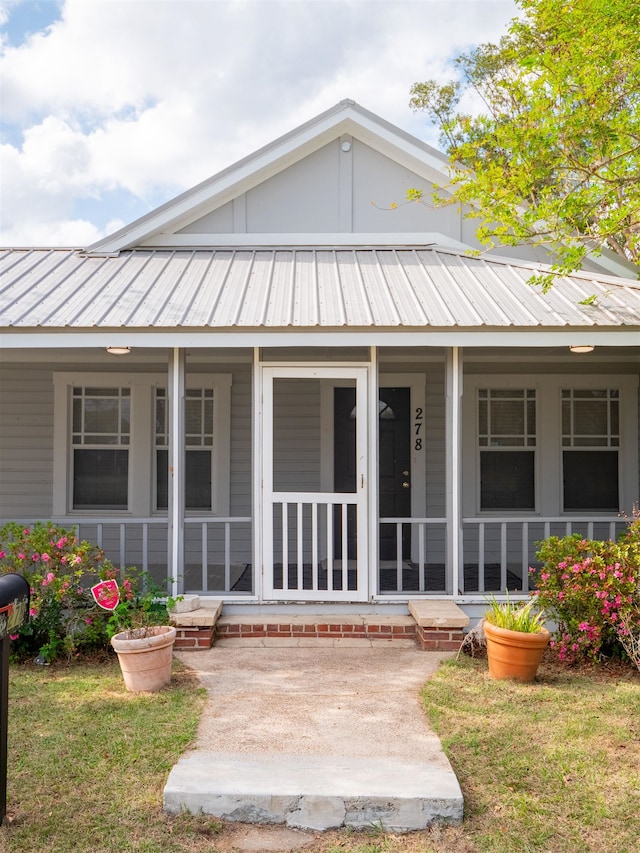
left=484, top=592, right=546, bottom=633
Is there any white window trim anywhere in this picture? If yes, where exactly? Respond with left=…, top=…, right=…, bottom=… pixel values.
left=153, top=375, right=232, bottom=516
left=53, top=372, right=232, bottom=517
left=463, top=374, right=638, bottom=517
left=476, top=386, right=537, bottom=513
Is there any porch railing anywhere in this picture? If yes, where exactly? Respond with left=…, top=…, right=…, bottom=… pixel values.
left=378, top=517, right=448, bottom=594
left=2, top=513, right=630, bottom=598
left=377, top=515, right=629, bottom=596
left=184, top=516, right=252, bottom=594
left=2, top=516, right=253, bottom=595
left=461, top=516, right=628, bottom=595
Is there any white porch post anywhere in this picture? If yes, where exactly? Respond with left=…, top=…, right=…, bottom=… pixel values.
left=368, top=345, right=379, bottom=599
left=445, top=346, right=463, bottom=596
left=252, top=346, right=263, bottom=601
left=168, top=347, right=186, bottom=597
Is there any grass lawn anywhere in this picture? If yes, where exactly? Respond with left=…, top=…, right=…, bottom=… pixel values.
left=418, top=656, right=640, bottom=853
left=1, top=654, right=639, bottom=853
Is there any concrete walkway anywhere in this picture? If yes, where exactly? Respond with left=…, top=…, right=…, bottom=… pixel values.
left=163, top=644, right=463, bottom=832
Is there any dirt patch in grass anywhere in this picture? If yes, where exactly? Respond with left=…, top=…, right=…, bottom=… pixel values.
left=188, top=820, right=474, bottom=853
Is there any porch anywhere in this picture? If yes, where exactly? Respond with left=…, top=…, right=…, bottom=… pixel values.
left=1, top=339, right=635, bottom=617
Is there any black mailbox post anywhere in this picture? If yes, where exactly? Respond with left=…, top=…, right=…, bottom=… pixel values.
left=0, top=573, right=30, bottom=826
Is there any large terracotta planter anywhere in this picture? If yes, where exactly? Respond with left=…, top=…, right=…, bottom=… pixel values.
left=483, top=619, right=550, bottom=682
left=111, top=625, right=176, bottom=693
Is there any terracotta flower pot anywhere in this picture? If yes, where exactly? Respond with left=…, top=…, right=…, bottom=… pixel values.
left=483, top=619, right=550, bottom=683
left=111, top=625, right=176, bottom=693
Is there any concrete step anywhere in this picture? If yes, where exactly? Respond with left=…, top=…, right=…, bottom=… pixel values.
left=163, top=751, right=463, bottom=832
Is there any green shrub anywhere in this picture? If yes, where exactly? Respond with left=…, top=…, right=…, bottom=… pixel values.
left=0, top=521, right=170, bottom=662
left=533, top=514, right=640, bottom=664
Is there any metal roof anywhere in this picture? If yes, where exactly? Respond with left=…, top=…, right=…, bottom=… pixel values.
left=1, top=246, right=640, bottom=331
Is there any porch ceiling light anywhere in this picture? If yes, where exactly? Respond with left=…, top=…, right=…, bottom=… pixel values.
left=106, top=346, right=132, bottom=355
left=569, top=344, right=595, bottom=354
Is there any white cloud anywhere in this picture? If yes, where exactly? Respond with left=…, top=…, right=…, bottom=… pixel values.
left=0, top=0, right=517, bottom=246
left=0, top=216, right=123, bottom=248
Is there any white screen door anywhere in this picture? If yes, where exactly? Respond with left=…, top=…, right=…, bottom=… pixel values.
left=261, top=366, right=369, bottom=601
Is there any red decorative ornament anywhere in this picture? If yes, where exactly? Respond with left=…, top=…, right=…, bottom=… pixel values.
left=91, top=579, right=120, bottom=611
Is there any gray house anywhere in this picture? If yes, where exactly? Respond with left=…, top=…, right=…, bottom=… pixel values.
left=1, top=101, right=639, bottom=631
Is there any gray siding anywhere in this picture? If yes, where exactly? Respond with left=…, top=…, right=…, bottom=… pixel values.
left=272, top=378, right=321, bottom=493
left=177, top=138, right=457, bottom=237
left=352, top=141, right=457, bottom=235
left=246, top=143, right=340, bottom=233
left=0, top=359, right=254, bottom=514
left=0, top=363, right=54, bottom=518
left=424, top=366, right=446, bottom=517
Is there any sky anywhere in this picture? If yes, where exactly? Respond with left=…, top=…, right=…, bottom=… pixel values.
left=0, top=0, right=517, bottom=247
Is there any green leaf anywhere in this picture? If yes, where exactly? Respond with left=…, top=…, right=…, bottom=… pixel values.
left=409, top=0, right=640, bottom=284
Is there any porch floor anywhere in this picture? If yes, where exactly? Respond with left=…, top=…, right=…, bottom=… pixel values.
left=163, top=645, right=463, bottom=831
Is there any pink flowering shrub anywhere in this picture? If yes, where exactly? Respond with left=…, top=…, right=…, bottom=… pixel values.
left=0, top=521, right=168, bottom=662
left=532, top=517, right=640, bottom=665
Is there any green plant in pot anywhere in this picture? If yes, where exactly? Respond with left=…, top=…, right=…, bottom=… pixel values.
left=483, top=593, right=550, bottom=682
left=104, top=571, right=178, bottom=693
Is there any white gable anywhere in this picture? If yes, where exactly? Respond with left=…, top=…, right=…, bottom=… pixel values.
left=86, top=100, right=638, bottom=281
left=88, top=100, right=458, bottom=254
left=173, top=138, right=461, bottom=240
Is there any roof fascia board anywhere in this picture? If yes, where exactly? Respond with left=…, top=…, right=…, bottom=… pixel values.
left=87, top=102, right=453, bottom=255
left=2, top=330, right=638, bottom=349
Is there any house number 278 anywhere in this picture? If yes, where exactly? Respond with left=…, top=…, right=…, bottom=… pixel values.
left=414, top=407, right=424, bottom=451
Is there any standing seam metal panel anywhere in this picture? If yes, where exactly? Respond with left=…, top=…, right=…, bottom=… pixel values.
left=235, top=251, right=276, bottom=327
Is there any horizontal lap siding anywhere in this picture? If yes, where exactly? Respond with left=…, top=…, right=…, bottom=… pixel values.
left=425, top=366, right=445, bottom=519
left=229, top=365, right=252, bottom=519
left=424, top=366, right=446, bottom=566
left=272, top=379, right=322, bottom=563
left=183, top=363, right=254, bottom=574
left=0, top=363, right=54, bottom=518
left=273, top=379, right=321, bottom=492
left=0, top=360, right=254, bottom=543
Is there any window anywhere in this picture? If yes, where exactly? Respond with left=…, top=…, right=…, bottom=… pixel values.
left=72, top=387, right=130, bottom=509
left=464, top=374, right=636, bottom=518
left=155, top=388, right=215, bottom=511
left=53, top=372, right=231, bottom=517
left=478, top=389, right=536, bottom=511
left=562, top=389, right=619, bottom=511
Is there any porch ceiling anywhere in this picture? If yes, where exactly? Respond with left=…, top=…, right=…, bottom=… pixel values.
left=1, top=245, right=640, bottom=332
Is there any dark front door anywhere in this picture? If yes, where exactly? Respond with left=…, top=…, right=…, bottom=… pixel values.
left=334, top=387, right=411, bottom=560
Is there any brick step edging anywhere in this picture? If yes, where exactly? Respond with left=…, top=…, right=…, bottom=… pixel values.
left=174, top=625, right=216, bottom=650
left=216, top=621, right=417, bottom=641
left=214, top=621, right=463, bottom=650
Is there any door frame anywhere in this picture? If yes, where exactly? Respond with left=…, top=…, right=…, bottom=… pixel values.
left=320, top=372, right=427, bottom=577
left=261, top=364, right=371, bottom=601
